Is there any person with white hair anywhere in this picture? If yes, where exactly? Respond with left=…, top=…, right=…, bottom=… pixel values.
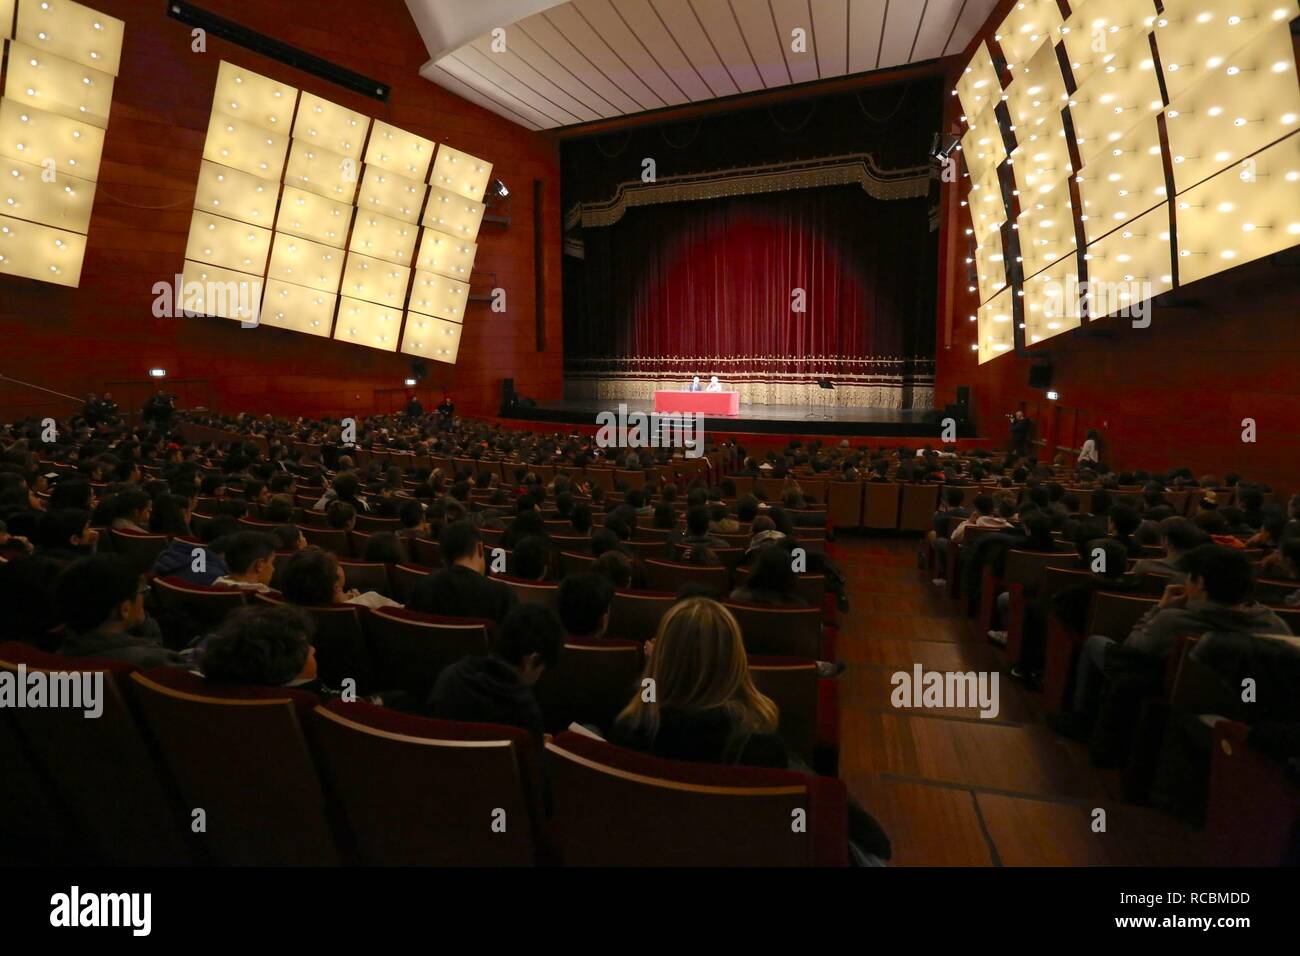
left=706, top=376, right=722, bottom=393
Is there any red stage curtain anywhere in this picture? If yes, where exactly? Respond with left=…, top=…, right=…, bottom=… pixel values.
left=563, top=185, right=935, bottom=401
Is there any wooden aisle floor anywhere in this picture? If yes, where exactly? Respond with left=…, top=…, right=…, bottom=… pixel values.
left=830, top=536, right=1207, bottom=867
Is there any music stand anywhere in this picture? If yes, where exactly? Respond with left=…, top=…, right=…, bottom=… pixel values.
left=804, top=379, right=835, bottom=420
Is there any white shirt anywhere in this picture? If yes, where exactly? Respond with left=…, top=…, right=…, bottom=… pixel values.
left=1078, top=439, right=1098, bottom=463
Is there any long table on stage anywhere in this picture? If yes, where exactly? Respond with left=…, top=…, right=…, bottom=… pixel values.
left=653, top=390, right=740, bottom=415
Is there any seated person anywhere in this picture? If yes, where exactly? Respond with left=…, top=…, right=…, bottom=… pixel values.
left=362, top=531, right=406, bottom=565
left=272, top=523, right=307, bottom=552
left=730, top=544, right=806, bottom=608
left=279, top=546, right=399, bottom=610
left=1054, top=544, right=1289, bottom=739
left=610, top=597, right=889, bottom=863
left=688, top=376, right=702, bottom=392
left=407, top=520, right=516, bottom=623
left=34, top=508, right=97, bottom=565
left=108, top=490, right=152, bottom=533
left=56, top=554, right=185, bottom=667
left=511, top=535, right=552, bottom=581
left=151, top=515, right=237, bottom=585
left=557, top=572, right=614, bottom=641
left=1131, top=516, right=1207, bottom=581
left=705, top=375, right=723, bottom=393
left=592, top=549, right=634, bottom=590
left=201, top=604, right=326, bottom=694
left=683, top=505, right=727, bottom=550
left=428, top=603, right=563, bottom=753
left=212, top=531, right=277, bottom=592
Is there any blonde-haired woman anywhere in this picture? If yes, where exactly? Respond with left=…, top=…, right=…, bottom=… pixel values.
left=611, top=596, right=892, bottom=863
left=612, top=597, right=783, bottom=765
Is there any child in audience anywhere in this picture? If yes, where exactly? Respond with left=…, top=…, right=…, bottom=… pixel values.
left=56, top=554, right=186, bottom=667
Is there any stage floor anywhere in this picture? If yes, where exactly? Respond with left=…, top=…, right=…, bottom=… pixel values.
left=502, top=399, right=978, bottom=439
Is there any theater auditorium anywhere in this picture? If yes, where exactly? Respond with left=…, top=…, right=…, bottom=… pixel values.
left=0, top=0, right=1298, bottom=882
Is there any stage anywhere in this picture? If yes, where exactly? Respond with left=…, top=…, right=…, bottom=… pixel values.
left=499, top=398, right=980, bottom=440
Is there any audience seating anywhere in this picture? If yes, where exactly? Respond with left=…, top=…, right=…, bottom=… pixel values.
left=409, top=537, right=443, bottom=566
left=300, top=526, right=350, bottom=556
left=362, top=607, right=491, bottom=700
left=643, top=558, right=729, bottom=597
left=863, top=481, right=901, bottom=530
left=389, top=563, right=432, bottom=603
left=748, top=656, right=823, bottom=767
left=128, top=668, right=338, bottom=865
left=534, top=638, right=641, bottom=734
left=725, top=602, right=823, bottom=660
left=0, top=644, right=193, bottom=864
left=307, top=700, right=542, bottom=865
left=608, top=589, right=675, bottom=645
left=545, top=732, right=848, bottom=866
left=338, top=560, right=392, bottom=598
left=1205, top=719, right=1300, bottom=866
left=108, top=529, right=170, bottom=571
left=151, top=576, right=249, bottom=633
left=253, top=593, right=373, bottom=692
left=498, top=575, right=559, bottom=609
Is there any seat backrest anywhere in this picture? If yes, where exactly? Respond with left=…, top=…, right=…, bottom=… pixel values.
left=725, top=602, right=822, bottom=659
left=362, top=607, right=491, bottom=699
left=127, top=669, right=337, bottom=865
left=748, top=657, right=819, bottom=766
left=897, top=484, right=941, bottom=531
left=499, top=575, right=560, bottom=609
left=827, top=481, right=864, bottom=529
left=254, top=593, right=372, bottom=691
left=300, top=525, right=350, bottom=556
left=533, top=639, right=641, bottom=734
left=338, top=560, right=392, bottom=598
left=307, top=701, right=538, bottom=865
left=109, top=530, right=170, bottom=573
left=1003, top=549, right=1078, bottom=589
left=409, top=537, right=443, bottom=566
left=1087, top=591, right=1157, bottom=641
left=0, top=646, right=192, bottom=864
left=644, top=559, right=729, bottom=597
left=390, top=563, right=432, bottom=603
left=608, top=590, right=676, bottom=645
left=1041, top=565, right=1094, bottom=601
left=625, top=539, right=669, bottom=561
left=545, top=732, right=846, bottom=866
left=855, top=479, right=894, bottom=531
left=151, top=576, right=248, bottom=631
left=353, top=514, right=400, bottom=533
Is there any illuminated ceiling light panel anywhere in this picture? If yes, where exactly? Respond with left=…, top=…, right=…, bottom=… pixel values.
left=961, top=102, right=1008, bottom=183
left=430, top=144, right=492, bottom=202
left=1084, top=202, right=1174, bottom=316
left=202, top=110, right=290, bottom=181
left=968, top=162, right=1008, bottom=245
left=996, top=0, right=1064, bottom=67
left=333, top=296, right=402, bottom=352
left=1058, top=0, right=1158, bottom=87
left=194, top=159, right=276, bottom=226
left=415, top=228, right=476, bottom=280
left=267, top=232, right=343, bottom=294
left=0, top=212, right=85, bottom=285
left=1076, top=116, right=1167, bottom=244
left=340, top=251, right=411, bottom=308
left=284, top=139, right=359, bottom=203
left=977, top=287, right=1015, bottom=364
left=366, top=120, right=436, bottom=180
left=1004, top=40, right=1067, bottom=135
left=294, top=92, right=369, bottom=160
left=1174, top=132, right=1300, bottom=285
left=184, top=209, right=272, bottom=274
left=1068, top=32, right=1163, bottom=166
left=212, top=60, right=297, bottom=132
left=1, top=0, right=12, bottom=40
left=975, top=240, right=1008, bottom=303
left=1009, top=112, right=1074, bottom=199
left=1022, top=254, right=1083, bottom=345
left=1017, top=175, right=1078, bottom=278
left=0, top=97, right=104, bottom=180
left=358, top=163, right=428, bottom=225
left=259, top=278, right=336, bottom=337
left=275, top=185, right=353, bottom=248
left=179, top=259, right=263, bottom=323
left=16, top=0, right=124, bottom=76
left=1154, top=0, right=1300, bottom=102
left=5, top=40, right=115, bottom=128
left=407, top=270, right=470, bottom=323
left=348, top=210, right=417, bottom=266
left=954, top=41, right=1001, bottom=121
left=1165, top=24, right=1300, bottom=194
left=400, top=312, right=463, bottom=364
left=421, top=182, right=485, bottom=238
left=0, top=154, right=94, bottom=232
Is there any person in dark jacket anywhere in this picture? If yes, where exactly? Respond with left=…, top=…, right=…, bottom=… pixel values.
left=55, top=554, right=185, bottom=667
left=427, top=603, right=564, bottom=782
left=407, top=520, right=516, bottom=623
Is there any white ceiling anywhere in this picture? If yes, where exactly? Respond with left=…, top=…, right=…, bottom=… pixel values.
left=406, top=0, right=1000, bottom=130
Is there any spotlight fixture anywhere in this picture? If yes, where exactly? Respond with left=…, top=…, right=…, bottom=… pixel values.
left=487, top=178, right=509, bottom=200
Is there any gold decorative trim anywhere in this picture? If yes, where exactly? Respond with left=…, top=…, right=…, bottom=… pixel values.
left=565, top=154, right=932, bottom=230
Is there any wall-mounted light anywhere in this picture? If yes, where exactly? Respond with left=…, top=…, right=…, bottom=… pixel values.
left=404, top=377, right=417, bottom=386
left=1046, top=390, right=1060, bottom=400
left=148, top=367, right=167, bottom=378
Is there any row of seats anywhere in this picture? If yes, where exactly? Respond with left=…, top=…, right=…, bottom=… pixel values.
left=0, top=643, right=842, bottom=866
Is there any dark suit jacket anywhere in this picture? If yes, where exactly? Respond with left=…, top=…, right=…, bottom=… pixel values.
left=406, top=564, right=516, bottom=624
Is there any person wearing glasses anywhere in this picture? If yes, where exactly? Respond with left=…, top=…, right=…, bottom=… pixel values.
left=54, top=554, right=187, bottom=667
